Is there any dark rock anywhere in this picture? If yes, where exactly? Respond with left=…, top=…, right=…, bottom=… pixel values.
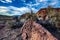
left=11, top=22, right=23, bottom=29
left=36, top=19, right=57, bottom=33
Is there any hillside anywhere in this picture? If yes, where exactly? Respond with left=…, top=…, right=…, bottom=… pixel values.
left=0, top=7, right=60, bottom=40
left=0, top=19, right=58, bottom=40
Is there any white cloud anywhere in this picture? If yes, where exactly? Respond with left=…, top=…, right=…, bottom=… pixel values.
left=25, top=3, right=40, bottom=7
left=37, top=0, right=48, bottom=2
left=21, top=0, right=26, bottom=2
left=0, top=6, right=38, bottom=16
left=31, top=8, right=38, bottom=13
left=39, top=0, right=45, bottom=2
left=32, top=3, right=40, bottom=6
left=25, top=0, right=49, bottom=7
left=49, top=2, right=57, bottom=6
left=0, top=9, right=7, bottom=12
left=6, top=0, right=12, bottom=3
left=0, top=6, right=9, bottom=13
left=0, top=0, right=12, bottom=3
left=8, top=6, right=31, bottom=14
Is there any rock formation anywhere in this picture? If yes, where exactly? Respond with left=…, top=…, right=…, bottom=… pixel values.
left=0, top=19, right=58, bottom=40
left=20, top=20, right=58, bottom=40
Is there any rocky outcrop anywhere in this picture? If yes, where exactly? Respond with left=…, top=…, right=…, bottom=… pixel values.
left=0, top=20, right=58, bottom=40
left=20, top=20, right=58, bottom=40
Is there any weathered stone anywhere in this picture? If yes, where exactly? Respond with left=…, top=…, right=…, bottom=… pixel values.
left=20, top=20, right=58, bottom=40
left=0, top=20, right=58, bottom=40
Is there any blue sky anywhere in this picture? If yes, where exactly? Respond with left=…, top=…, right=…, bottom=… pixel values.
left=0, top=0, right=60, bottom=16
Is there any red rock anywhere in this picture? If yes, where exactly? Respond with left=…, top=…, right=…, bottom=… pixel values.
left=20, top=20, right=58, bottom=40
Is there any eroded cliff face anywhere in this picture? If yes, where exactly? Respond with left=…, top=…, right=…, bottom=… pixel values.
left=0, top=20, right=58, bottom=40
left=20, top=20, right=58, bottom=40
